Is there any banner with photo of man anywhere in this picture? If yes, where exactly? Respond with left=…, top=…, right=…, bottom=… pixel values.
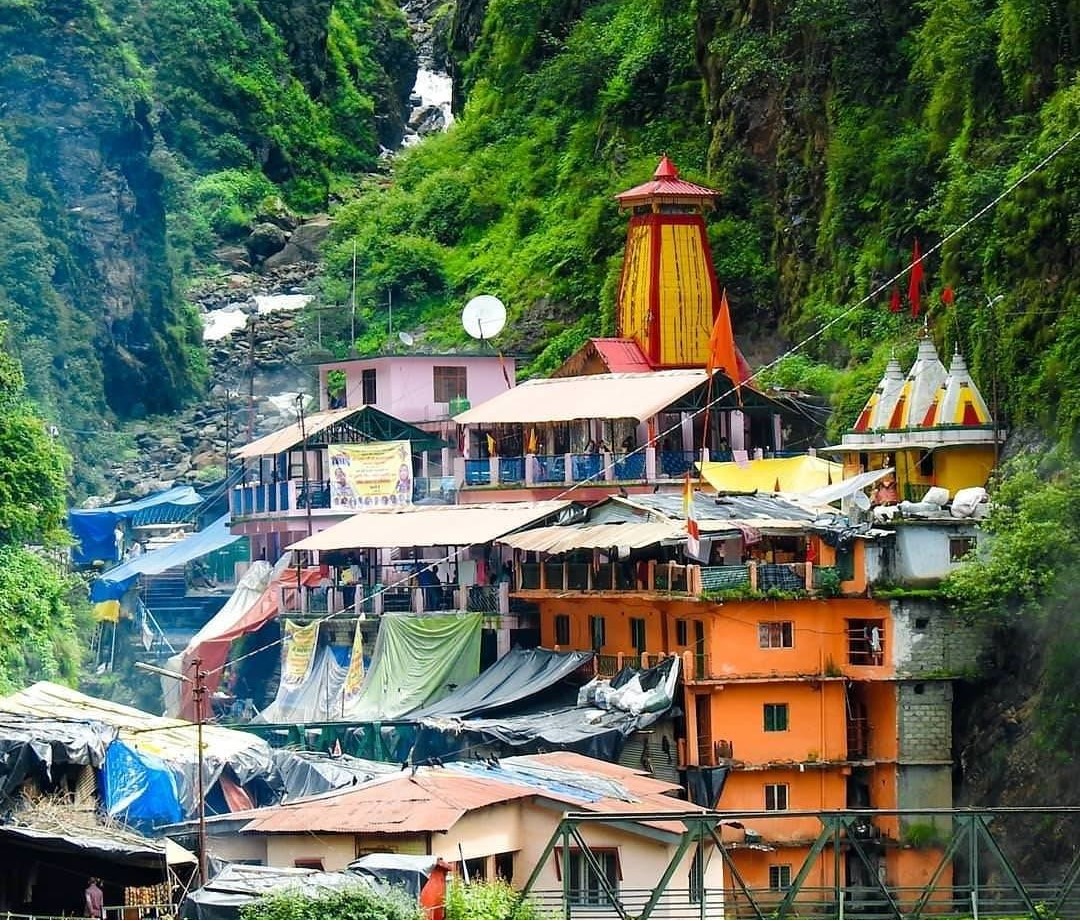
left=328, top=440, right=413, bottom=510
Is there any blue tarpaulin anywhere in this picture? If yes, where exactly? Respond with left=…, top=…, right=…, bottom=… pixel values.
left=69, top=487, right=204, bottom=565
left=100, top=739, right=183, bottom=831
left=90, top=515, right=241, bottom=602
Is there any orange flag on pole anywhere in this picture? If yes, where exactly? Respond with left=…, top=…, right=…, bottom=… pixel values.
left=707, top=289, right=742, bottom=398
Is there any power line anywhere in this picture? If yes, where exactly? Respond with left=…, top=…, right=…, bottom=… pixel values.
left=209, top=126, right=1080, bottom=680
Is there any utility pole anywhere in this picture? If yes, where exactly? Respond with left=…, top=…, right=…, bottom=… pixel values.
left=247, top=316, right=256, bottom=442
left=224, top=390, right=232, bottom=479
left=297, top=393, right=314, bottom=538
left=350, top=241, right=357, bottom=350
left=135, top=660, right=209, bottom=885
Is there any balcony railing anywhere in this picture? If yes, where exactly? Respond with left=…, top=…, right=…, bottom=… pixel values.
left=460, top=446, right=700, bottom=490
left=280, top=581, right=511, bottom=617
left=516, top=560, right=823, bottom=597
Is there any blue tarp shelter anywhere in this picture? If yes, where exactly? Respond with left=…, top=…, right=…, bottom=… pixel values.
left=90, top=515, right=241, bottom=602
left=69, top=487, right=204, bottom=565
left=99, top=739, right=184, bottom=831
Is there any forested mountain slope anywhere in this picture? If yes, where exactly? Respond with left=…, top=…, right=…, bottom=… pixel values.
left=0, top=0, right=414, bottom=491
left=325, top=0, right=1078, bottom=444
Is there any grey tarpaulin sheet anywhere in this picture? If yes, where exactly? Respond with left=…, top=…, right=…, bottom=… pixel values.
left=0, top=716, right=115, bottom=795
left=253, top=642, right=348, bottom=724
left=271, top=749, right=400, bottom=800
left=179, top=863, right=378, bottom=919
left=408, top=647, right=595, bottom=719
left=347, top=854, right=441, bottom=900
left=410, top=657, right=680, bottom=763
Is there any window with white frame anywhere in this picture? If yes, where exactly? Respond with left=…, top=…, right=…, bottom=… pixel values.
left=765, top=783, right=789, bottom=811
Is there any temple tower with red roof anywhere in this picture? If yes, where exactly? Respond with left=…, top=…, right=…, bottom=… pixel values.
left=613, top=155, right=723, bottom=369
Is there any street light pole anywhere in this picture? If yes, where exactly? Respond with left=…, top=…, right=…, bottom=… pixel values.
left=135, top=660, right=209, bottom=883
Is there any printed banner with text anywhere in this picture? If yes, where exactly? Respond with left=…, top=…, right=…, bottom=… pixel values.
left=329, top=440, right=413, bottom=510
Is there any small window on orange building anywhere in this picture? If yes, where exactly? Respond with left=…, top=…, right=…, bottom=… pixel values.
left=765, top=783, right=789, bottom=811
left=676, top=619, right=688, bottom=646
left=630, top=618, right=646, bottom=654
left=590, top=615, right=606, bottom=651
left=763, top=703, right=789, bottom=732
left=555, top=614, right=570, bottom=645
left=759, top=621, right=794, bottom=649
left=769, top=864, right=792, bottom=890
left=848, top=619, right=884, bottom=666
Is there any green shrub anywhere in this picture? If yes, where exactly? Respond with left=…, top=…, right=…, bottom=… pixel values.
left=444, top=878, right=544, bottom=920
left=239, top=883, right=422, bottom=920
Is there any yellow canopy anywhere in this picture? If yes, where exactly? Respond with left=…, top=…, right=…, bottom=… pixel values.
left=699, top=455, right=842, bottom=494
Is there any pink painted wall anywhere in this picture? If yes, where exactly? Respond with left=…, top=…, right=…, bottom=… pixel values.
left=319, top=356, right=515, bottom=424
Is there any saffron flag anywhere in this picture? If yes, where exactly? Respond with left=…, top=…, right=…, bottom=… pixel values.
left=707, top=289, right=742, bottom=398
left=683, top=472, right=701, bottom=560
left=909, top=238, right=924, bottom=318
left=486, top=433, right=496, bottom=456
left=889, top=287, right=902, bottom=313
left=527, top=428, right=538, bottom=454
left=940, top=286, right=955, bottom=306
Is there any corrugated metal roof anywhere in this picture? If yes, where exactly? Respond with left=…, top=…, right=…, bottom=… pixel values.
left=497, top=520, right=683, bottom=553
left=235, top=407, right=362, bottom=459
left=615, top=156, right=719, bottom=206
left=589, top=338, right=653, bottom=373
left=453, top=370, right=707, bottom=425
left=241, top=752, right=703, bottom=837
left=287, top=500, right=571, bottom=552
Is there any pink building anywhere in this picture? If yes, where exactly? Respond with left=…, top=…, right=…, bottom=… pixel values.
left=318, top=354, right=516, bottom=429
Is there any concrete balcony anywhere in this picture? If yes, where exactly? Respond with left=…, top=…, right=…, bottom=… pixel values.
left=279, top=580, right=511, bottom=619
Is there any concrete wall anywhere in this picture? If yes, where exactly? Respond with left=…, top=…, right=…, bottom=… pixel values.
left=204, top=830, right=268, bottom=865
left=897, top=680, right=952, bottom=762
left=264, top=833, right=362, bottom=871
left=891, top=523, right=980, bottom=583
left=890, top=599, right=983, bottom=677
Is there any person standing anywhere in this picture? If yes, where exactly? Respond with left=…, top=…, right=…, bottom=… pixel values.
left=85, top=877, right=104, bottom=919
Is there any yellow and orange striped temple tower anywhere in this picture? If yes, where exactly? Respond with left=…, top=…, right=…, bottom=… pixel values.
left=614, top=155, right=725, bottom=368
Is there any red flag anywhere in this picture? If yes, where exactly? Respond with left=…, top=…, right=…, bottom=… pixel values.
left=940, top=286, right=955, bottom=306
left=909, top=239, right=924, bottom=318
left=707, top=289, right=741, bottom=398
left=889, top=287, right=902, bottom=313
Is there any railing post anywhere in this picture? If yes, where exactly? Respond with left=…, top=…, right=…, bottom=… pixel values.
left=497, top=581, right=509, bottom=615
left=648, top=560, right=656, bottom=591
left=414, top=587, right=426, bottom=612
left=602, top=451, right=613, bottom=481
left=489, top=454, right=499, bottom=485
left=561, top=561, right=568, bottom=591
left=287, top=480, right=298, bottom=512
left=373, top=591, right=384, bottom=616
left=525, top=453, right=536, bottom=486
left=805, top=561, right=814, bottom=592
left=749, top=562, right=758, bottom=591
left=645, top=445, right=657, bottom=481
left=563, top=452, right=573, bottom=485
left=682, top=649, right=694, bottom=681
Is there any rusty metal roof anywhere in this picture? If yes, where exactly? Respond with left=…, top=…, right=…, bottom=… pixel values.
left=240, top=752, right=705, bottom=837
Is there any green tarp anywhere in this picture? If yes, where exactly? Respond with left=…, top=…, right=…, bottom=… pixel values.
left=342, top=613, right=482, bottom=721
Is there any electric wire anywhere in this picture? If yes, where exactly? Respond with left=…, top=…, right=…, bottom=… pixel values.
left=206, top=127, right=1080, bottom=681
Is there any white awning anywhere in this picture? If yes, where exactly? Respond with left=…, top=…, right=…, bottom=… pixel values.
left=453, top=370, right=707, bottom=424
left=288, top=501, right=572, bottom=551
left=235, top=407, right=361, bottom=459
left=498, top=521, right=685, bottom=553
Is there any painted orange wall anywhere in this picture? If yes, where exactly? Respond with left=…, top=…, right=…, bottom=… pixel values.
left=720, top=769, right=850, bottom=843
left=539, top=595, right=894, bottom=681
left=702, top=681, right=848, bottom=764
left=729, top=845, right=837, bottom=905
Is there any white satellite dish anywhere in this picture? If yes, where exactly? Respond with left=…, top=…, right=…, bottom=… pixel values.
left=462, top=295, right=507, bottom=340
left=398, top=331, right=415, bottom=347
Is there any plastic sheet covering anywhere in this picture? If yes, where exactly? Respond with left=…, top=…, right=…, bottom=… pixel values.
left=348, top=854, right=440, bottom=900
left=409, top=647, right=595, bottom=719
left=69, top=486, right=203, bottom=565
left=179, top=864, right=376, bottom=920
left=0, top=715, right=115, bottom=795
left=410, top=657, right=679, bottom=764
left=163, top=559, right=275, bottom=719
left=342, top=613, right=483, bottom=721
left=254, top=640, right=348, bottom=724
left=90, top=514, right=241, bottom=602
left=100, top=739, right=183, bottom=831
left=0, top=683, right=279, bottom=818
left=272, top=750, right=400, bottom=800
